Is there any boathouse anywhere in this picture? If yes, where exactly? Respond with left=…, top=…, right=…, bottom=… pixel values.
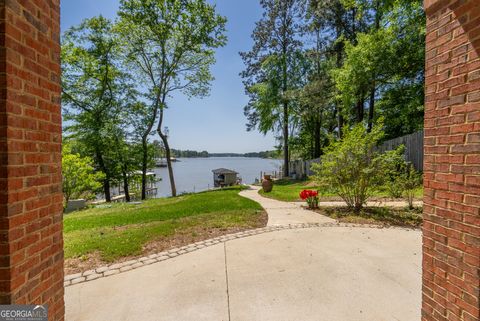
left=212, top=168, right=238, bottom=187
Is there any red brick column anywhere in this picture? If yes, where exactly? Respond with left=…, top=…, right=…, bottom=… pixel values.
left=423, top=0, right=480, bottom=320
left=0, top=0, right=64, bottom=320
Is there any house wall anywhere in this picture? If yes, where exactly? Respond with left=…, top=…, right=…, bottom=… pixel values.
left=423, top=1, right=480, bottom=320
left=0, top=0, right=64, bottom=319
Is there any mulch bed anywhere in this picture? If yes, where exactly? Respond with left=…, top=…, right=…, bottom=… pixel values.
left=313, top=206, right=422, bottom=229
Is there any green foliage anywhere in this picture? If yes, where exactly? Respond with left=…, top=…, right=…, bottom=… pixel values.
left=243, top=51, right=308, bottom=135
left=165, top=149, right=281, bottom=158
left=241, top=0, right=307, bottom=175
left=62, top=16, right=136, bottom=200
left=376, top=83, right=424, bottom=140
left=117, top=0, right=227, bottom=100
left=311, top=121, right=385, bottom=211
left=117, top=0, right=227, bottom=196
left=62, top=144, right=105, bottom=204
left=380, top=145, right=407, bottom=198
left=171, top=149, right=209, bottom=158
left=257, top=0, right=427, bottom=159
left=378, top=144, right=423, bottom=205
left=332, top=28, right=395, bottom=109
left=401, top=165, right=423, bottom=209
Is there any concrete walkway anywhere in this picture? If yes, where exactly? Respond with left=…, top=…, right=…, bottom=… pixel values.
left=239, top=186, right=335, bottom=226
left=66, top=188, right=422, bottom=321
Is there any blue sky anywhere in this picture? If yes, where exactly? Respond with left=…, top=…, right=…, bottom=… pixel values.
left=61, top=0, right=277, bottom=153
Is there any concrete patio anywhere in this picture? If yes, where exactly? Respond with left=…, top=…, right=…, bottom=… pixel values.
left=66, top=225, right=421, bottom=321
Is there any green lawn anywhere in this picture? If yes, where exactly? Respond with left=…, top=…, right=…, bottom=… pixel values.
left=259, top=179, right=423, bottom=202
left=258, top=179, right=324, bottom=202
left=64, top=187, right=264, bottom=264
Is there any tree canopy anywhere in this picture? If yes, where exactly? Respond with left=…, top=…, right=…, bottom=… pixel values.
left=242, top=0, right=425, bottom=160
left=117, top=0, right=227, bottom=196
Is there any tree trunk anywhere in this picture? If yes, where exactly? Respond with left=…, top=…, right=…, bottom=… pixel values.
left=159, top=130, right=176, bottom=197
left=368, top=86, right=375, bottom=132
left=334, top=35, right=344, bottom=139
left=283, top=101, right=289, bottom=178
left=356, top=96, right=365, bottom=123
left=122, top=169, right=130, bottom=202
left=314, top=115, right=322, bottom=158
left=141, top=137, right=148, bottom=200
left=95, top=149, right=111, bottom=202
left=103, top=179, right=111, bottom=203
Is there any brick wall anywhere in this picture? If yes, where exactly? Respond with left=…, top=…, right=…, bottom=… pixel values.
left=0, top=0, right=64, bottom=320
left=423, top=0, right=480, bottom=320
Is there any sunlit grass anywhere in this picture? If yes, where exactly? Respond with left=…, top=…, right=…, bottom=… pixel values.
left=259, top=179, right=423, bottom=202
left=64, top=187, right=264, bottom=262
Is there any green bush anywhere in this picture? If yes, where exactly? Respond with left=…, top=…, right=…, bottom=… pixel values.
left=311, top=121, right=384, bottom=212
left=62, top=144, right=105, bottom=205
left=401, top=165, right=423, bottom=209
left=380, top=145, right=407, bottom=198
left=378, top=145, right=423, bottom=206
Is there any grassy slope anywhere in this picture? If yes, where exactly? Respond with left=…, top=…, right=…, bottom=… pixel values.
left=259, top=179, right=423, bottom=202
left=64, top=187, right=264, bottom=262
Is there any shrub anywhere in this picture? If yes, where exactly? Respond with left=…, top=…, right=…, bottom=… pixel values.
left=400, top=165, right=423, bottom=209
left=378, top=145, right=423, bottom=206
left=62, top=145, right=105, bottom=206
left=380, top=145, right=407, bottom=198
left=311, top=121, right=384, bottom=212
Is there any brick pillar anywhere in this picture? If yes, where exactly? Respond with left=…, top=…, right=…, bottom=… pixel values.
left=0, top=0, right=64, bottom=320
left=423, top=0, right=480, bottom=320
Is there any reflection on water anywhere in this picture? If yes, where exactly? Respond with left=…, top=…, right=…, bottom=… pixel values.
left=153, top=157, right=282, bottom=197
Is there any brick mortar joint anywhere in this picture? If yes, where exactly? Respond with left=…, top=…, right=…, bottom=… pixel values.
left=64, top=222, right=418, bottom=287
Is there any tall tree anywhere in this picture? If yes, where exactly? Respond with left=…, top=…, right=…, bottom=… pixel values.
left=117, top=0, right=227, bottom=196
left=128, top=101, right=157, bottom=200
left=283, top=0, right=425, bottom=160
left=241, top=0, right=306, bottom=177
left=333, top=0, right=425, bottom=136
left=62, top=16, right=135, bottom=202
left=308, top=0, right=361, bottom=137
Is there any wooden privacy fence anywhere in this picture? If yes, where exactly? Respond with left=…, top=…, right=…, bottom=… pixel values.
left=377, top=130, right=424, bottom=171
left=288, top=130, right=424, bottom=179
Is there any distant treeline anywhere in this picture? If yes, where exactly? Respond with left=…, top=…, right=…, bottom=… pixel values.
left=170, top=149, right=281, bottom=159
left=171, top=150, right=209, bottom=158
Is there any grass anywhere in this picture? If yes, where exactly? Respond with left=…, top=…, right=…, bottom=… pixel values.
left=64, top=187, right=265, bottom=265
left=259, top=179, right=423, bottom=202
left=258, top=179, right=324, bottom=202
left=320, top=206, right=423, bottom=228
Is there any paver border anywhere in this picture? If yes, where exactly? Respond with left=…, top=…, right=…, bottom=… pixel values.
left=64, top=222, right=418, bottom=287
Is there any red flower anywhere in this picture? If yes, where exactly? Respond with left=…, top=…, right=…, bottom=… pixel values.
left=300, top=190, right=307, bottom=200
left=300, top=189, right=318, bottom=200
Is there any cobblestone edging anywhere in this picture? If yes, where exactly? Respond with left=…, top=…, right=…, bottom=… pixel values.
left=64, top=222, right=415, bottom=287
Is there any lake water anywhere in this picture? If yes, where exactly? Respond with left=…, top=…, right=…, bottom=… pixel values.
left=153, top=157, right=282, bottom=197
